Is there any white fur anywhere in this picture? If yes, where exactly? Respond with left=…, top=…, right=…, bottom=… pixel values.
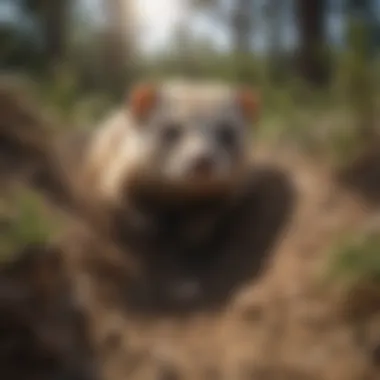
left=81, top=80, right=253, bottom=206
left=83, top=110, right=142, bottom=203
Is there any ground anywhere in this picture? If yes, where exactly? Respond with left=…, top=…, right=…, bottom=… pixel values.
left=1, top=86, right=380, bottom=378
left=73, top=145, right=380, bottom=380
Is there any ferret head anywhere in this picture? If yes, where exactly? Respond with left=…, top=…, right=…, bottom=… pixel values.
left=93, top=80, right=261, bottom=204
left=124, top=80, right=260, bottom=200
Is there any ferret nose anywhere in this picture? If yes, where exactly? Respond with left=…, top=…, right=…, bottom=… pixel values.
left=191, top=155, right=214, bottom=176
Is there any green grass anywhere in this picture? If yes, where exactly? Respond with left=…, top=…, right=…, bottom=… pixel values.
left=325, top=232, right=380, bottom=287
left=0, top=188, right=63, bottom=262
left=31, top=65, right=114, bottom=129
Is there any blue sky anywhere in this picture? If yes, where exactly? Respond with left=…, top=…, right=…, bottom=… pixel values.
left=0, top=0, right=39, bottom=36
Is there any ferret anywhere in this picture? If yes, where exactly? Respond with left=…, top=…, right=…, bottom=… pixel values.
left=80, top=79, right=258, bottom=206
left=63, top=79, right=293, bottom=314
left=0, top=77, right=293, bottom=315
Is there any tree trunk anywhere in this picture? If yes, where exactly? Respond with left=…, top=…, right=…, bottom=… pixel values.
left=230, top=0, right=253, bottom=82
left=231, top=0, right=252, bottom=54
left=102, top=0, right=136, bottom=95
left=295, top=0, right=329, bottom=85
left=346, top=0, right=377, bottom=142
left=42, top=0, right=68, bottom=65
left=24, top=0, right=70, bottom=69
left=265, top=0, right=286, bottom=83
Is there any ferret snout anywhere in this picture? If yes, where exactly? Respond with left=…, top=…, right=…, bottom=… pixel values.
left=189, top=154, right=215, bottom=178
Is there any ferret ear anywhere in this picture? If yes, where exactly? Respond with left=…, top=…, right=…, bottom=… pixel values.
left=236, top=87, right=260, bottom=124
left=129, top=83, right=159, bottom=121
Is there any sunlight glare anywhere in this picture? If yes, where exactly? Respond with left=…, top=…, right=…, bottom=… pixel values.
left=135, top=0, right=185, bottom=51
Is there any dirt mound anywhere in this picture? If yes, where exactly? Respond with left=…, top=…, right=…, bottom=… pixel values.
left=0, top=80, right=113, bottom=238
left=0, top=242, right=96, bottom=380
left=0, top=81, right=100, bottom=380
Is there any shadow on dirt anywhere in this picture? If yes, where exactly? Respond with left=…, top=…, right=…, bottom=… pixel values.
left=89, top=164, right=297, bottom=318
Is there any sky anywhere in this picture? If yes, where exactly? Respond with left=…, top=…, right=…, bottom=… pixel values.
left=0, top=0, right=38, bottom=35
left=0, top=0, right=20, bottom=24
left=133, top=0, right=344, bottom=53
left=135, top=0, right=185, bottom=51
left=131, top=0, right=349, bottom=53
left=1, top=0, right=380, bottom=53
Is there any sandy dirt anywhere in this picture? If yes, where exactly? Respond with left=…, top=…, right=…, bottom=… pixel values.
left=74, top=146, right=380, bottom=380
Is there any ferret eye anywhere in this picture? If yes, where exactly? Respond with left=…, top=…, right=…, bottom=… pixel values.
left=161, top=123, right=182, bottom=144
left=216, top=123, right=237, bottom=147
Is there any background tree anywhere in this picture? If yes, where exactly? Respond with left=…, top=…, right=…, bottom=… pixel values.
left=295, top=0, right=329, bottom=85
left=100, top=0, right=137, bottom=95
left=23, top=0, right=70, bottom=70
left=264, top=0, right=288, bottom=83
